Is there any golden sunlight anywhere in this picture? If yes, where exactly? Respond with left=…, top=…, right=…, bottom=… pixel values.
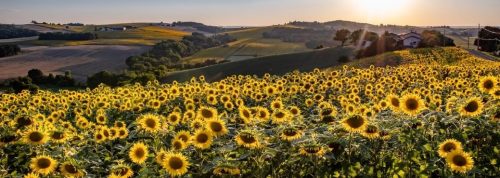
left=356, top=0, right=411, bottom=16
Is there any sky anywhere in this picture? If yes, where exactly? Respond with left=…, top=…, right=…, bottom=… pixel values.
left=0, top=0, right=499, bottom=26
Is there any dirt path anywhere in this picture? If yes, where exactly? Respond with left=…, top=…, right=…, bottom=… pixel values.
left=0, top=45, right=150, bottom=82
left=466, top=49, right=499, bottom=61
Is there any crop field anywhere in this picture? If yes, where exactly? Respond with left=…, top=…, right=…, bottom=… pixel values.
left=183, top=27, right=311, bottom=63
left=0, top=48, right=499, bottom=177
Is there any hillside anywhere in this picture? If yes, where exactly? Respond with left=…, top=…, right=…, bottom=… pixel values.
left=183, top=26, right=312, bottom=63
left=16, top=24, right=190, bottom=46
left=163, top=47, right=353, bottom=82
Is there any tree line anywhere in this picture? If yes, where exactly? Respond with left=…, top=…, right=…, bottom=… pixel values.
left=38, top=32, right=97, bottom=40
left=0, top=69, right=78, bottom=93
left=0, top=24, right=39, bottom=39
left=87, top=32, right=236, bottom=88
left=0, top=44, right=21, bottom=58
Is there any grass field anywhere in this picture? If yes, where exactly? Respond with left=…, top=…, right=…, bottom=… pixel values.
left=19, top=24, right=190, bottom=46
left=183, top=26, right=312, bottom=64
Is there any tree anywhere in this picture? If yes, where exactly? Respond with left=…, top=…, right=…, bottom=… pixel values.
left=334, top=29, right=351, bottom=46
left=27, top=69, right=44, bottom=83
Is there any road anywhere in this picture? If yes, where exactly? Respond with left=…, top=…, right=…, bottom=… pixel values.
left=466, top=49, right=498, bottom=61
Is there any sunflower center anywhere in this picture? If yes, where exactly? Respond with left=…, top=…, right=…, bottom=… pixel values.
left=240, top=134, right=256, bottom=143
left=391, top=98, right=400, bottom=107
left=51, top=132, right=64, bottom=139
left=170, top=115, right=178, bottom=122
left=405, top=99, right=419, bottom=110
left=443, top=143, right=456, bottom=152
left=452, top=155, right=467, bottom=166
left=173, top=141, right=183, bottom=150
left=242, top=110, right=251, bottom=118
left=135, top=148, right=145, bottom=158
left=37, top=158, right=51, bottom=169
left=201, top=109, right=213, bottom=118
left=196, top=133, right=208, bottom=143
left=210, top=122, right=223, bottom=132
left=169, top=157, right=184, bottom=169
left=29, top=132, right=44, bottom=142
left=283, top=129, right=298, bottom=136
left=64, top=164, right=78, bottom=174
left=322, top=115, right=335, bottom=123
left=305, top=146, right=321, bottom=153
left=464, top=101, right=478, bottom=112
left=145, top=118, right=157, bottom=128
left=17, top=117, right=33, bottom=127
left=346, top=115, right=365, bottom=128
left=483, top=80, right=494, bottom=89
left=275, top=112, right=285, bottom=118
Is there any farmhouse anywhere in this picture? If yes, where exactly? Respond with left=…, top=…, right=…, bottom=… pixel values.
left=398, top=31, right=422, bottom=48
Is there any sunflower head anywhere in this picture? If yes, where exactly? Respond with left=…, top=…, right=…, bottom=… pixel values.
left=299, top=143, right=325, bottom=157
left=60, top=162, right=84, bottom=178
left=438, top=139, right=463, bottom=158
left=161, top=152, right=190, bottom=177
left=361, top=125, right=379, bottom=139
left=235, top=130, right=261, bottom=149
left=213, top=165, right=241, bottom=176
left=23, top=128, right=49, bottom=145
left=478, top=76, right=496, bottom=93
left=109, top=164, right=133, bottom=178
left=191, top=129, right=213, bottom=149
left=128, top=142, right=149, bottom=164
left=197, top=106, right=218, bottom=120
left=280, top=127, right=303, bottom=141
left=137, top=114, right=161, bottom=133
left=445, top=150, right=474, bottom=173
left=30, top=155, right=58, bottom=175
left=400, top=94, right=426, bottom=116
left=459, top=97, right=484, bottom=117
left=341, top=115, right=368, bottom=133
left=205, top=118, right=228, bottom=136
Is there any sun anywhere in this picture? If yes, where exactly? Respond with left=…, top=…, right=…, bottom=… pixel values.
left=356, top=0, right=410, bottom=16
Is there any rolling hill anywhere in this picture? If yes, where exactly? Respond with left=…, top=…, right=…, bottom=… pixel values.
left=163, top=47, right=353, bottom=82
left=182, top=26, right=312, bottom=64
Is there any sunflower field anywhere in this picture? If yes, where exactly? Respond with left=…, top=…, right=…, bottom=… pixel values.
left=0, top=48, right=499, bottom=177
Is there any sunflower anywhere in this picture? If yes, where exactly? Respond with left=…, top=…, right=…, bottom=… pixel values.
left=197, top=106, right=218, bottom=120
left=109, top=164, right=133, bottom=178
left=254, top=107, right=270, bottom=121
left=174, top=130, right=191, bottom=143
left=171, top=139, right=187, bottom=150
left=23, top=128, right=49, bottom=144
left=299, top=144, right=325, bottom=157
left=50, top=130, right=69, bottom=144
left=137, top=114, right=161, bottom=133
left=341, top=115, right=368, bottom=133
left=205, top=118, right=228, bottom=136
left=238, top=106, right=253, bottom=124
left=387, top=94, right=400, bottom=111
left=270, top=99, right=283, bottom=110
left=129, top=142, right=149, bottom=164
left=458, top=97, right=484, bottom=117
left=289, top=106, right=301, bottom=116
left=280, top=127, right=303, bottom=141
left=478, top=76, right=496, bottom=93
left=30, top=155, right=58, bottom=175
left=438, top=139, right=463, bottom=158
left=235, top=131, right=261, bottom=149
left=213, top=165, right=241, bottom=176
left=162, top=152, right=190, bottom=177
left=361, top=125, right=379, bottom=139
left=60, top=162, right=84, bottom=177
left=190, top=119, right=205, bottom=130
left=191, top=129, right=213, bottom=149
left=167, top=112, right=182, bottom=125
left=117, top=128, right=129, bottom=139
left=400, top=94, right=426, bottom=116
left=446, top=150, right=474, bottom=173
left=272, top=109, right=291, bottom=124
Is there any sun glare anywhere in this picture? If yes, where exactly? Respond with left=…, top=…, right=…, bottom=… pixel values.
left=356, top=0, right=410, bottom=16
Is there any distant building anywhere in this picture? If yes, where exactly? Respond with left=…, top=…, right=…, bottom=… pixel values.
left=398, top=31, right=422, bottom=48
